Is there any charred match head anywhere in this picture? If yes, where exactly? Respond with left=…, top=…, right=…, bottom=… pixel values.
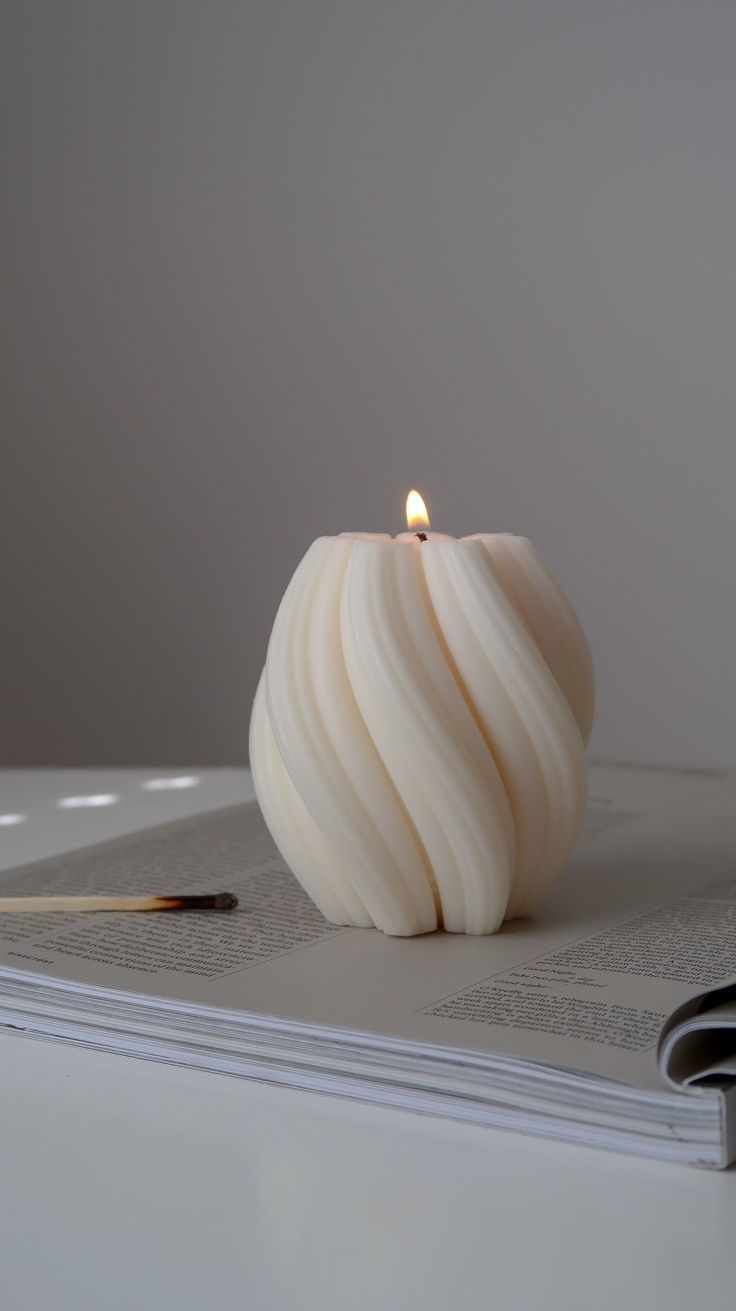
left=156, top=892, right=239, bottom=912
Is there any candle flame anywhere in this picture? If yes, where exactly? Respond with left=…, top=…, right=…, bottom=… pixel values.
left=405, top=489, right=430, bottom=531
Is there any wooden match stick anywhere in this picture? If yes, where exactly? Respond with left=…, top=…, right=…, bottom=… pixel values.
left=0, top=892, right=238, bottom=914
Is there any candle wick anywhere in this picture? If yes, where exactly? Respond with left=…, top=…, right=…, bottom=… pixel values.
left=415, top=532, right=427, bottom=543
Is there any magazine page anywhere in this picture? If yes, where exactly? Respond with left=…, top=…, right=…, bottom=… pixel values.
left=0, top=767, right=734, bottom=1094
left=584, top=762, right=730, bottom=841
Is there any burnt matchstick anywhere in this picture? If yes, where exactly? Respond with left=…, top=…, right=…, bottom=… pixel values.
left=0, top=892, right=238, bottom=914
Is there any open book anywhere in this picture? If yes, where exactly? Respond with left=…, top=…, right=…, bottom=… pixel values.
left=1, top=764, right=735, bottom=1168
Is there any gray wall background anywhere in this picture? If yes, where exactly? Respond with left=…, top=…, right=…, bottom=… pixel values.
left=2, top=2, right=735, bottom=768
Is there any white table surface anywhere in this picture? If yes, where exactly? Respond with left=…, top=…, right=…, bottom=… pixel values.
left=1, top=768, right=734, bottom=1311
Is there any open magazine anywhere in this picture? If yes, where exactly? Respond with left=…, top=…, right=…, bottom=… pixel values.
left=0, top=764, right=735, bottom=1167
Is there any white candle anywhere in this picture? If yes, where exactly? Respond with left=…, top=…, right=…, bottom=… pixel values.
left=249, top=492, right=593, bottom=936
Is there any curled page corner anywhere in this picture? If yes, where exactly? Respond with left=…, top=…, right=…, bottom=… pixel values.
left=659, top=983, right=736, bottom=1089
left=658, top=985, right=736, bottom=1169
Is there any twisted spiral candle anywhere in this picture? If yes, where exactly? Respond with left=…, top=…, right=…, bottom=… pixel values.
left=249, top=514, right=593, bottom=937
